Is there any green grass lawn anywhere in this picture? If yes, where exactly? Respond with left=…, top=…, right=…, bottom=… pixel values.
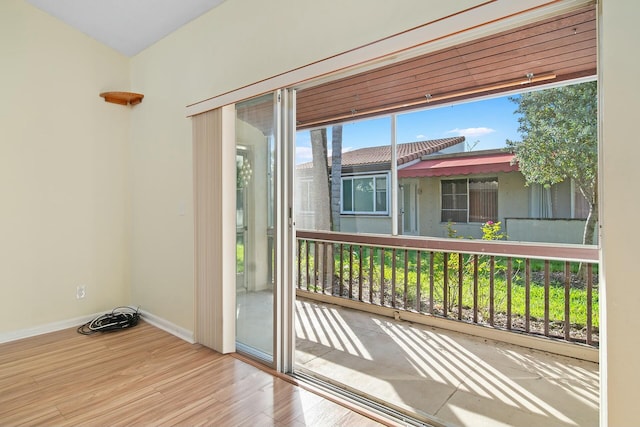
left=302, top=244, right=599, bottom=328
left=236, top=241, right=244, bottom=273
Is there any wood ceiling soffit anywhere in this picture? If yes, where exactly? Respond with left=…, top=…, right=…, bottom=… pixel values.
left=296, top=6, right=596, bottom=129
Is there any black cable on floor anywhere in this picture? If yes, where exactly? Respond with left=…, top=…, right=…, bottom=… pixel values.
left=77, top=306, right=140, bottom=335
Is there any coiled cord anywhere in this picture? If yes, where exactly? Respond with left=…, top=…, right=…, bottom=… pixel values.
left=77, top=306, right=140, bottom=335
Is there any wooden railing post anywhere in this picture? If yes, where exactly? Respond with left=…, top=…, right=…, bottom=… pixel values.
left=295, top=230, right=599, bottom=348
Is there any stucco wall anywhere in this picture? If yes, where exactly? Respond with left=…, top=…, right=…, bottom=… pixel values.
left=339, top=216, right=393, bottom=235
left=505, top=218, right=591, bottom=244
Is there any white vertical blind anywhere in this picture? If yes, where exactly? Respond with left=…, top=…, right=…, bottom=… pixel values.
left=193, top=107, right=236, bottom=353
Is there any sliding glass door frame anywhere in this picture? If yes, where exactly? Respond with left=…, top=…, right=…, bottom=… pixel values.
left=235, top=89, right=296, bottom=372
left=276, top=88, right=296, bottom=373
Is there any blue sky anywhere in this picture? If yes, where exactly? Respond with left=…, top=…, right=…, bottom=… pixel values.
left=296, top=94, right=523, bottom=164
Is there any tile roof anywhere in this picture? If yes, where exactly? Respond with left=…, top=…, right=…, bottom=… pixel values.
left=298, top=136, right=465, bottom=169
left=342, top=136, right=465, bottom=167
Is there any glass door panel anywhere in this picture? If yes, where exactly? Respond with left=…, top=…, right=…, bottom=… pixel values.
left=235, top=93, right=277, bottom=361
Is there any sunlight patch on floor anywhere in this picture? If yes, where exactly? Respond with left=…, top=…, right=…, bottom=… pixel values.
left=295, top=301, right=372, bottom=360
left=295, top=298, right=599, bottom=427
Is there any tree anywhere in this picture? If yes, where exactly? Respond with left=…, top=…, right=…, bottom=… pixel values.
left=310, top=126, right=341, bottom=291
left=310, top=128, right=331, bottom=231
left=310, top=125, right=343, bottom=231
left=506, top=81, right=598, bottom=245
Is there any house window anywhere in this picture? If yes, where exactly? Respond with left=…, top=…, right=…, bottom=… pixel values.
left=530, top=180, right=590, bottom=219
left=529, top=183, right=553, bottom=218
left=298, top=180, right=313, bottom=213
left=441, top=179, right=468, bottom=222
left=342, top=174, right=388, bottom=214
left=441, top=178, right=498, bottom=223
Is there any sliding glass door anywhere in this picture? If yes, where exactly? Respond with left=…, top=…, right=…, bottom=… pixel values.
left=235, top=91, right=295, bottom=369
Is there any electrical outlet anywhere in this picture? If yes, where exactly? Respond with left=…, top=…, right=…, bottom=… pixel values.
left=76, top=285, right=86, bottom=300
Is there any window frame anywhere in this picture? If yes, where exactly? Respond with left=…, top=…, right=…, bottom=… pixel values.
left=297, top=179, right=314, bottom=214
left=341, top=173, right=390, bottom=215
left=441, top=177, right=499, bottom=223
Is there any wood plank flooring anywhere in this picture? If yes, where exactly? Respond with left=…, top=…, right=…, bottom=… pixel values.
left=0, top=321, right=384, bottom=426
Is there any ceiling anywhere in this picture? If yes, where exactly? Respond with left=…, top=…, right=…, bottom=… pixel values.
left=297, top=5, right=596, bottom=129
left=26, top=0, right=226, bottom=56
left=27, top=1, right=596, bottom=129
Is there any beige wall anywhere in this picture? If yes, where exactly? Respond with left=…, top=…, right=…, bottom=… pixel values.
left=0, top=0, right=131, bottom=333
left=600, top=1, right=639, bottom=425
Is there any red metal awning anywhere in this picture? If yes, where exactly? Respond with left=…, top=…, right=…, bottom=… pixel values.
left=398, top=152, right=518, bottom=178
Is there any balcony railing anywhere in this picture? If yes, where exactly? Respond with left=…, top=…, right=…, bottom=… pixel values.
left=296, top=230, right=599, bottom=347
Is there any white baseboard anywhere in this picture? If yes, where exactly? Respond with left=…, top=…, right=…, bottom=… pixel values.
left=140, top=310, right=195, bottom=344
left=0, top=312, right=102, bottom=344
left=0, top=310, right=196, bottom=345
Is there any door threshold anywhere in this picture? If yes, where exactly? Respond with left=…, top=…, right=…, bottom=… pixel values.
left=291, top=369, right=449, bottom=427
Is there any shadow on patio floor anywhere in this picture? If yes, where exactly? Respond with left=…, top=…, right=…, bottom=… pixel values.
left=295, top=297, right=599, bottom=427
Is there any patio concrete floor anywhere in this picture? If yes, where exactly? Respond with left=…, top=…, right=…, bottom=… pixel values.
left=294, top=297, right=599, bottom=427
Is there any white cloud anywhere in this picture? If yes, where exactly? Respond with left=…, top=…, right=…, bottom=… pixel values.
left=297, top=146, right=354, bottom=164
left=330, top=147, right=354, bottom=156
left=416, top=134, right=426, bottom=139
left=447, top=127, right=496, bottom=138
left=296, top=146, right=313, bottom=163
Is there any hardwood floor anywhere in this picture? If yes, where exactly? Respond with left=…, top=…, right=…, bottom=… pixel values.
left=0, top=321, right=385, bottom=426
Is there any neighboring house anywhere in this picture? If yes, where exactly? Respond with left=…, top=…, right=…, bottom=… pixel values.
left=297, top=141, right=592, bottom=244
left=399, top=149, right=592, bottom=243
left=296, top=137, right=466, bottom=233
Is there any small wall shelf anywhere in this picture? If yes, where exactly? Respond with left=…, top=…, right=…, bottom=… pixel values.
left=99, top=91, right=144, bottom=106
